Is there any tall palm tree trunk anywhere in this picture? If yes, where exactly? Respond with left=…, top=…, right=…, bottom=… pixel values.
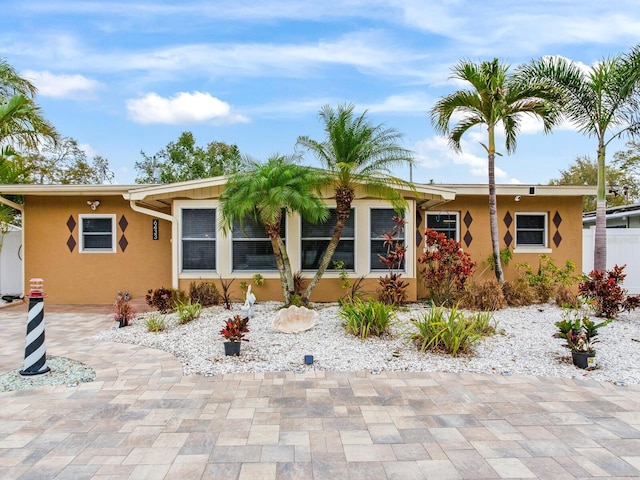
left=487, top=128, right=504, bottom=283
left=268, top=235, right=290, bottom=304
left=302, top=217, right=346, bottom=303
left=594, top=139, right=607, bottom=271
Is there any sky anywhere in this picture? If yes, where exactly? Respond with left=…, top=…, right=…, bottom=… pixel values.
left=2, top=1, right=640, bottom=186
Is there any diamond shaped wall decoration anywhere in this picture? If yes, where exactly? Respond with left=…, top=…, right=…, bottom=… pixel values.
left=415, top=229, right=422, bottom=247
left=503, top=211, right=513, bottom=228
left=553, top=211, right=562, bottom=228
left=463, top=230, right=473, bottom=247
left=463, top=211, right=473, bottom=228
left=66, top=235, right=76, bottom=252
left=119, top=235, right=128, bottom=252
left=553, top=231, right=562, bottom=247
left=119, top=215, right=129, bottom=232
left=504, top=231, right=513, bottom=247
left=66, top=215, right=76, bottom=232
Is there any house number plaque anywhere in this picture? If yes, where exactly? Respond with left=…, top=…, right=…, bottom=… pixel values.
left=152, top=219, right=159, bottom=240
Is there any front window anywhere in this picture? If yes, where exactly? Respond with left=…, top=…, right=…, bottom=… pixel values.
left=79, top=215, right=115, bottom=253
left=370, top=208, right=405, bottom=272
left=232, top=215, right=285, bottom=271
left=182, top=208, right=216, bottom=271
left=301, top=208, right=355, bottom=270
left=515, top=213, right=547, bottom=247
left=426, top=212, right=459, bottom=240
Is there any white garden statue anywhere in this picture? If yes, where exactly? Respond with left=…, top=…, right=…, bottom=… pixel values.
left=241, top=284, right=256, bottom=318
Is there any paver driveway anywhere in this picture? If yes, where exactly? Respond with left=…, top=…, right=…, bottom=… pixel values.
left=1, top=302, right=639, bottom=479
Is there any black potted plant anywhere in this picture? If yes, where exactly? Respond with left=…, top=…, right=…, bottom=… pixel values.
left=554, top=308, right=610, bottom=369
left=220, top=314, right=249, bottom=356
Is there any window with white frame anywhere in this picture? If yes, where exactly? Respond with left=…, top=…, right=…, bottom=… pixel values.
left=301, top=208, right=354, bottom=270
left=370, top=208, right=405, bottom=271
left=515, top=213, right=547, bottom=247
left=181, top=208, right=216, bottom=271
left=426, top=212, right=459, bottom=240
left=79, top=215, right=116, bottom=253
left=232, top=215, right=284, bottom=271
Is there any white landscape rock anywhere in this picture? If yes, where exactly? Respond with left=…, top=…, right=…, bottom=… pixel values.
left=94, top=302, right=640, bottom=385
left=272, top=305, right=318, bottom=333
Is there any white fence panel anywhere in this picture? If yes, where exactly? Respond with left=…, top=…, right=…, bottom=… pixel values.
left=583, top=227, right=640, bottom=294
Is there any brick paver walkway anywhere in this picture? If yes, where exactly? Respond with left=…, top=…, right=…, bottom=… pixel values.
left=1, top=301, right=639, bottom=479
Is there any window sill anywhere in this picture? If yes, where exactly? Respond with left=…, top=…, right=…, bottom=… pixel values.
left=513, top=247, right=552, bottom=254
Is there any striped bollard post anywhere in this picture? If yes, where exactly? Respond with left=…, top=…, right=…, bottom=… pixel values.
left=19, top=278, right=50, bottom=376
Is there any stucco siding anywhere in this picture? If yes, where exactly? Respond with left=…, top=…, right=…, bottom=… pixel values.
left=24, top=196, right=172, bottom=304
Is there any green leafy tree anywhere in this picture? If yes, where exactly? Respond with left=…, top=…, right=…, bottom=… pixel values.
left=21, top=136, right=113, bottom=184
left=550, top=155, right=639, bottom=211
left=613, top=140, right=640, bottom=183
left=431, top=58, right=562, bottom=283
left=518, top=45, right=640, bottom=271
left=135, top=131, right=241, bottom=183
left=219, top=154, right=328, bottom=305
left=296, top=103, right=414, bottom=302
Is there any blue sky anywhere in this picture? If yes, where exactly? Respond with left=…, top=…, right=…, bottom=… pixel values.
left=2, top=1, right=640, bottom=185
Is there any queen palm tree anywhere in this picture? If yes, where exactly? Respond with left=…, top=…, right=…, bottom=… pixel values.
left=430, top=59, right=562, bottom=283
left=517, top=46, right=640, bottom=271
left=219, top=154, right=328, bottom=305
left=0, top=94, right=57, bottom=151
left=296, top=103, right=414, bottom=303
left=0, top=57, right=58, bottom=154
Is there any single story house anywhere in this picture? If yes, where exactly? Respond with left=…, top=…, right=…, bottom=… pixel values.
left=0, top=180, right=595, bottom=304
left=583, top=202, right=640, bottom=228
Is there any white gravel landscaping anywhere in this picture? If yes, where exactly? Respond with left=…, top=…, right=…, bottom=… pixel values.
left=94, top=301, right=640, bottom=385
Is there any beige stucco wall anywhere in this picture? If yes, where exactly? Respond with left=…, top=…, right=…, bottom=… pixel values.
left=417, top=194, right=584, bottom=298
left=23, top=196, right=172, bottom=304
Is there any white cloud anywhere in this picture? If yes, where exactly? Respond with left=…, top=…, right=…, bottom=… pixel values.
left=414, top=134, right=520, bottom=183
left=78, top=143, right=97, bottom=158
left=365, top=92, right=432, bottom=114
left=126, top=91, right=248, bottom=125
left=21, top=70, right=100, bottom=99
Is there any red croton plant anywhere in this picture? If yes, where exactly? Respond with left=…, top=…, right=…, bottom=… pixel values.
left=220, top=315, right=250, bottom=342
left=417, top=229, right=476, bottom=306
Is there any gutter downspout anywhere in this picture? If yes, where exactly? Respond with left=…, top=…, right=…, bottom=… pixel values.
left=0, top=196, right=25, bottom=298
left=127, top=198, right=179, bottom=290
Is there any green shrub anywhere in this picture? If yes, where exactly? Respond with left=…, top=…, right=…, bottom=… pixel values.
left=189, top=281, right=221, bottom=307
left=460, top=279, right=506, bottom=311
left=410, top=304, right=483, bottom=357
left=470, top=311, right=498, bottom=336
left=516, top=254, right=578, bottom=303
left=176, top=299, right=202, bottom=324
left=145, top=314, right=166, bottom=333
left=339, top=298, right=395, bottom=339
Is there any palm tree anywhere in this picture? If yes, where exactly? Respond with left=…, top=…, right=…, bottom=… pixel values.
left=0, top=58, right=37, bottom=99
left=297, top=103, right=414, bottom=302
left=430, top=59, right=562, bottom=283
left=219, top=154, right=328, bottom=305
left=0, top=94, right=58, bottom=151
left=517, top=46, right=640, bottom=271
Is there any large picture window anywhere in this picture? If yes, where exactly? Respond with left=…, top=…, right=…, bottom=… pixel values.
left=370, top=208, right=405, bottom=272
left=301, top=208, right=354, bottom=270
left=182, top=208, right=216, bottom=271
left=426, top=212, right=459, bottom=240
left=515, top=213, right=547, bottom=247
left=232, top=216, right=285, bottom=271
left=79, top=215, right=115, bottom=253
